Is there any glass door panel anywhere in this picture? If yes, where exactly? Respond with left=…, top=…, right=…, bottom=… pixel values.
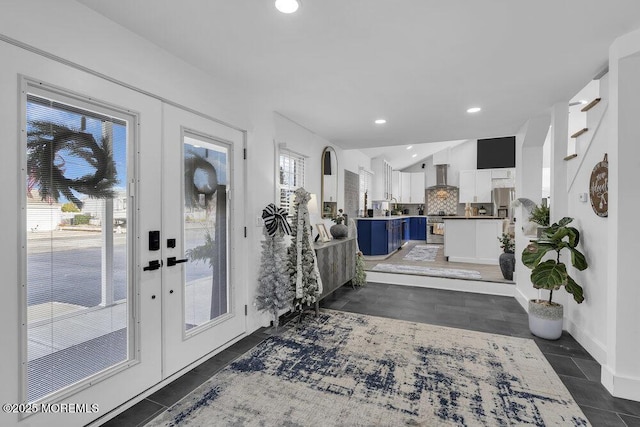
left=183, top=135, right=229, bottom=331
left=25, top=93, right=131, bottom=402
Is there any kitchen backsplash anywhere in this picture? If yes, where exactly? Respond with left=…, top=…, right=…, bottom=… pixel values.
left=426, top=188, right=459, bottom=214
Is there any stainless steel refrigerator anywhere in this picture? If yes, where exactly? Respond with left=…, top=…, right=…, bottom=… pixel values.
left=493, top=187, right=515, bottom=220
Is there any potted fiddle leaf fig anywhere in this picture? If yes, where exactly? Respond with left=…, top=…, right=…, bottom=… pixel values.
left=521, top=217, right=588, bottom=340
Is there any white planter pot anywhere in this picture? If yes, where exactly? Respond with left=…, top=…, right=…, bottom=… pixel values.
left=528, top=299, right=563, bottom=340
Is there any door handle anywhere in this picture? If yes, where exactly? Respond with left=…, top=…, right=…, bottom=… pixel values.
left=143, top=260, right=162, bottom=271
left=167, top=257, right=188, bottom=267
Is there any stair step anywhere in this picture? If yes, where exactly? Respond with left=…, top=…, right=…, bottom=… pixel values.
left=564, top=153, right=578, bottom=161
left=571, top=128, right=588, bottom=138
left=580, top=98, right=602, bottom=112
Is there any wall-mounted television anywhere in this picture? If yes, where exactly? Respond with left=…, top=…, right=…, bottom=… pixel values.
left=477, top=136, right=516, bottom=169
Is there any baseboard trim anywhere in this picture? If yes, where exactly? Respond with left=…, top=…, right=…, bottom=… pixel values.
left=366, top=271, right=515, bottom=297
left=564, top=318, right=607, bottom=364
left=514, top=287, right=530, bottom=311
left=446, top=256, right=498, bottom=265
left=601, top=364, right=640, bottom=402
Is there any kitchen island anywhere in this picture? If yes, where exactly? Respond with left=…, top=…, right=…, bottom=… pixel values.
left=357, top=216, right=427, bottom=256
left=443, top=216, right=505, bottom=264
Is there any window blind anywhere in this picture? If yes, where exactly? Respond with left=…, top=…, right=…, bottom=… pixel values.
left=279, top=149, right=305, bottom=214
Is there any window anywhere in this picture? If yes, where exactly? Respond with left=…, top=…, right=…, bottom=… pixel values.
left=359, top=167, right=373, bottom=216
left=24, top=87, right=132, bottom=402
left=279, top=148, right=305, bottom=213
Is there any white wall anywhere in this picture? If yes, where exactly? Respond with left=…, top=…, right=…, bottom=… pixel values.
left=513, top=115, right=549, bottom=308
left=601, top=29, right=640, bottom=400
left=564, top=74, right=610, bottom=364
left=342, top=149, right=372, bottom=178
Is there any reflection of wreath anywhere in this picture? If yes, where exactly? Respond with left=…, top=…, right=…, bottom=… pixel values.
left=184, top=151, right=218, bottom=208
left=27, top=121, right=118, bottom=209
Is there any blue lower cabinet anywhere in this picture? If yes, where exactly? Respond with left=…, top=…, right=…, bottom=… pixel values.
left=409, top=218, right=418, bottom=239
left=389, top=219, right=401, bottom=253
left=409, top=217, right=427, bottom=241
left=416, top=217, right=426, bottom=240
left=357, top=219, right=404, bottom=256
left=402, top=219, right=410, bottom=242
left=358, top=218, right=426, bottom=255
left=358, top=220, right=388, bottom=256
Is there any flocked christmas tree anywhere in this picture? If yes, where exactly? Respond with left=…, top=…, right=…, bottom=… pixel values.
left=348, top=217, right=367, bottom=287
left=353, top=252, right=367, bottom=287
left=255, top=204, right=293, bottom=328
left=287, top=187, right=322, bottom=311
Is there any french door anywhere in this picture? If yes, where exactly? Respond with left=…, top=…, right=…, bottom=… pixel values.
left=18, top=74, right=164, bottom=427
left=15, top=70, right=245, bottom=426
left=161, top=104, right=246, bottom=376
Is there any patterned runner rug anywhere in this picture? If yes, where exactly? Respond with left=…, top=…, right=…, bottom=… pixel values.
left=147, top=311, right=588, bottom=426
left=372, top=263, right=483, bottom=280
left=402, top=244, right=441, bottom=261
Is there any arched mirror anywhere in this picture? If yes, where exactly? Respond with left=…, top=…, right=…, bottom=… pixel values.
left=321, top=146, right=338, bottom=218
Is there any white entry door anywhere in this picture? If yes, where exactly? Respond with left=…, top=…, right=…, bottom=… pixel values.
left=17, top=73, right=164, bottom=427
left=161, top=105, right=246, bottom=376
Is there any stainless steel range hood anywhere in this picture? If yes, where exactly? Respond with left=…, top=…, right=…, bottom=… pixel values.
left=427, top=164, right=457, bottom=189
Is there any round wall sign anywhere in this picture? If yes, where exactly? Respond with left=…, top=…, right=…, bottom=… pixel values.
left=589, top=153, right=608, bottom=217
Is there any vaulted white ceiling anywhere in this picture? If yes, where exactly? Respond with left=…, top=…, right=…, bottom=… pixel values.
left=77, top=0, right=640, bottom=159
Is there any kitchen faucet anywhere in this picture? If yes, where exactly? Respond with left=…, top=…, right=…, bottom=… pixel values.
left=391, top=197, right=398, bottom=211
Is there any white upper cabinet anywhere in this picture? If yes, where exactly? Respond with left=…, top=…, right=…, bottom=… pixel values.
left=371, top=157, right=392, bottom=200
left=375, top=165, right=425, bottom=204
left=458, top=170, right=476, bottom=203
left=491, top=167, right=516, bottom=188
left=394, top=171, right=426, bottom=203
left=491, top=169, right=509, bottom=179
left=410, top=172, right=425, bottom=203
left=475, top=170, right=492, bottom=202
left=391, top=170, right=401, bottom=200
left=459, top=169, right=492, bottom=203
left=400, top=172, right=411, bottom=203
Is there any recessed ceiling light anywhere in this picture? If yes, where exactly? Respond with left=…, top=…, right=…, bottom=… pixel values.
left=374, top=119, right=386, bottom=124
left=467, top=107, right=482, bottom=113
left=275, top=0, right=300, bottom=14
left=412, top=154, right=417, bottom=158
left=580, top=100, right=588, bottom=104
left=406, top=145, right=413, bottom=150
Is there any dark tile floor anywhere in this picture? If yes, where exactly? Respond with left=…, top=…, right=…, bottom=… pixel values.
left=99, top=282, right=640, bottom=427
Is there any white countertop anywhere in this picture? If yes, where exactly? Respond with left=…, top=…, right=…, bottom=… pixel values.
left=356, top=215, right=426, bottom=220
left=443, top=216, right=503, bottom=220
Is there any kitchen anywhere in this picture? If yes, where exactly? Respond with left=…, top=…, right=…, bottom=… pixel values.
left=357, top=137, right=516, bottom=284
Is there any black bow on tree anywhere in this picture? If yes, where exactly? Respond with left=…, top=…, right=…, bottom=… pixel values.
left=262, top=203, right=292, bottom=236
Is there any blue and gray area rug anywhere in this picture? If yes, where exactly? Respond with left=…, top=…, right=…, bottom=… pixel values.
left=402, top=244, right=441, bottom=261
left=148, top=311, right=589, bottom=426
